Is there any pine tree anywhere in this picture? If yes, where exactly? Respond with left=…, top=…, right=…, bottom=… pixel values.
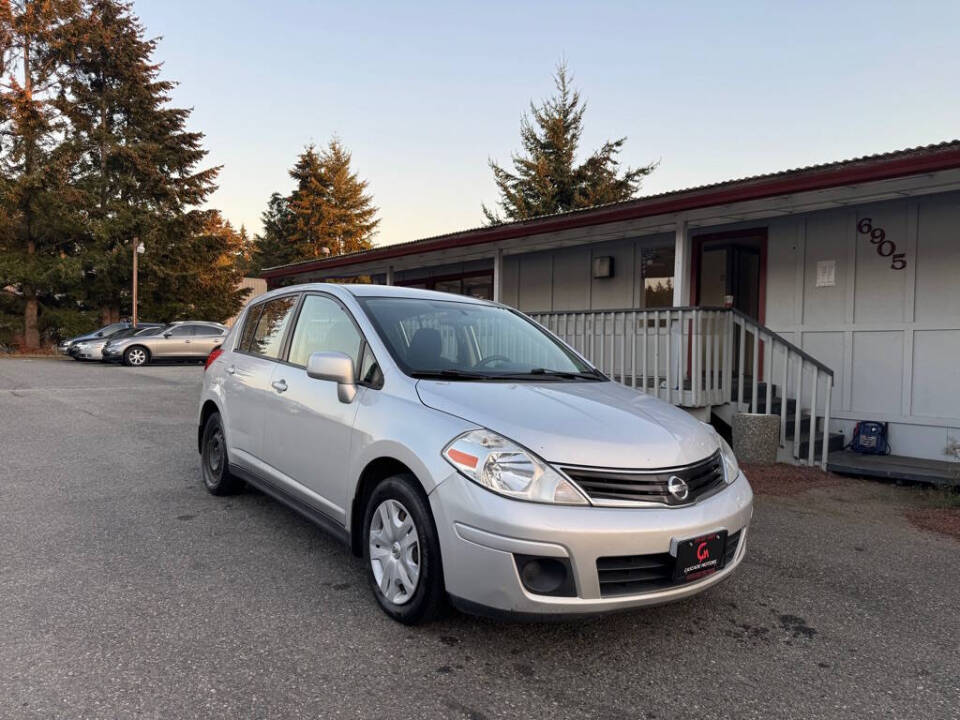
left=253, top=138, right=379, bottom=269
left=138, top=210, right=249, bottom=322
left=249, top=191, right=295, bottom=272
left=287, top=145, right=329, bottom=258
left=53, top=0, right=219, bottom=324
left=320, top=138, right=378, bottom=256
left=483, top=63, right=656, bottom=224
left=0, top=0, right=83, bottom=348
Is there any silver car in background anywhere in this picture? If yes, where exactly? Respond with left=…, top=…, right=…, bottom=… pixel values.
left=74, top=325, right=163, bottom=361
left=104, top=321, right=227, bottom=366
left=197, top=285, right=753, bottom=624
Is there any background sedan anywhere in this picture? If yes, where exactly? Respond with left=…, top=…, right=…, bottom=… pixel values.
left=103, top=321, right=227, bottom=366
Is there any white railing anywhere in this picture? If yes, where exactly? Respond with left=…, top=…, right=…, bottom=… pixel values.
left=529, top=307, right=835, bottom=470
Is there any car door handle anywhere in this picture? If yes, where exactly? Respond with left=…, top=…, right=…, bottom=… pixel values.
left=271, top=379, right=288, bottom=393
left=226, top=365, right=236, bottom=375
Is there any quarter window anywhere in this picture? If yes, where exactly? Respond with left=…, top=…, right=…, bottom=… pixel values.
left=249, top=295, right=298, bottom=359
left=287, top=295, right=362, bottom=369
left=238, top=305, right=263, bottom=352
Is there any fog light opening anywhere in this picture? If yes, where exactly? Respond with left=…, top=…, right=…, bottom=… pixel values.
left=514, top=555, right=576, bottom=597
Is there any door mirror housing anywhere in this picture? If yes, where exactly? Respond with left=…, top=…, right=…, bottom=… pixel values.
left=306, top=351, right=357, bottom=403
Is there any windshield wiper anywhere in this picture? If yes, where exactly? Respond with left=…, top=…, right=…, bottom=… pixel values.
left=410, top=369, right=498, bottom=381
left=492, top=368, right=604, bottom=381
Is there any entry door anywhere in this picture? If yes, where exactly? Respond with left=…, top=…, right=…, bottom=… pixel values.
left=698, top=244, right=761, bottom=319
left=695, top=231, right=766, bottom=377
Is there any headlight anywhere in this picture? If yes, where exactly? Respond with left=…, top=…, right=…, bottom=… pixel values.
left=442, top=429, right=588, bottom=505
left=717, top=434, right=740, bottom=484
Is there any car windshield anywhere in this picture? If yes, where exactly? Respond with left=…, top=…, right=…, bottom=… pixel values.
left=358, top=296, right=603, bottom=381
left=98, top=323, right=127, bottom=337
left=110, top=328, right=140, bottom=340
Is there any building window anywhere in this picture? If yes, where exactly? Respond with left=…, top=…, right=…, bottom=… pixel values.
left=641, top=247, right=674, bottom=308
left=398, top=271, right=494, bottom=300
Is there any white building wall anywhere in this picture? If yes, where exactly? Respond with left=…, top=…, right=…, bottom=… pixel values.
left=764, top=192, right=960, bottom=463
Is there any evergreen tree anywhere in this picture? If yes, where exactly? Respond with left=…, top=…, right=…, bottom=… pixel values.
left=319, top=138, right=379, bottom=256
left=483, top=63, right=656, bottom=224
left=249, top=191, right=295, bottom=272
left=138, top=210, right=249, bottom=322
left=253, top=138, right=379, bottom=269
left=0, top=0, right=83, bottom=348
left=53, top=0, right=219, bottom=324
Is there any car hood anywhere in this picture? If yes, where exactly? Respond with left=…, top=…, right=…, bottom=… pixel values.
left=415, top=379, right=719, bottom=469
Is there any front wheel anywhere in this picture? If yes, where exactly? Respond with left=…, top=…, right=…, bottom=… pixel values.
left=363, top=475, right=444, bottom=625
left=123, top=345, right=149, bottom=367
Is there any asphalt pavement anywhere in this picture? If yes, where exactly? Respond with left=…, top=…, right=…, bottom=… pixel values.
left=0, top=358, right=958, bottom=719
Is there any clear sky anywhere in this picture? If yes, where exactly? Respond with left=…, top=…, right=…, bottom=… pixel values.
left=136, top=0, right=960, bottom=246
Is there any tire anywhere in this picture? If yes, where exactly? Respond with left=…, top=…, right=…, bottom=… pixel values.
left=363, top=475, right=444, bottom=625
left=123, top=345, right=149, bottom=367
left=200, top=412, right=244, bottom=496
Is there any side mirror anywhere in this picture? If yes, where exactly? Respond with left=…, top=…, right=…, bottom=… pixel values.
left=95, top=332, right=103, bottom=337
left=306, top=351, right=357, bottom=403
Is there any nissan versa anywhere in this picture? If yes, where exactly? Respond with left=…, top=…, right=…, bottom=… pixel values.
left=198, top=284, right=753, bottom=624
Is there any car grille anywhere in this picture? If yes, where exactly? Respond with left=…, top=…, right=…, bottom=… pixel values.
left=596, top=530, right=742, bottom=598
left=560, top=450, right=725, bottom=507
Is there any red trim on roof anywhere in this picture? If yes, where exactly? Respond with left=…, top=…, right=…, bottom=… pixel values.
left=261, top=142, right=960, bottom=279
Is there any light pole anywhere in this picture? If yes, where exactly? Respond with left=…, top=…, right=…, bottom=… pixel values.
left=132, top=239, right=145, bottom=326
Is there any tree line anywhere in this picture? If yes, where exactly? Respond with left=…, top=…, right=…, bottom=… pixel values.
left=0, top=0, right=249, bottom=349
left=251, top=62, right=656, bottom=273
left=0, top=0, right=652, bottom=350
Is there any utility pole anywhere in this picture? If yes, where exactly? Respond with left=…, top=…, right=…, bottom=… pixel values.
left=132, top=239, right=145, bottom=326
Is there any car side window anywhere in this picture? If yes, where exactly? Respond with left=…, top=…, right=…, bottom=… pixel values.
left=190, top=325, right=219, bottom=336
left=238, top=305, right=263, bottom=352
left=167, top=325, right=194, bottom=337
left=359, top=343, right=383, bottom=388
left=249, top=295, right=298, bottom=359
left=287, top=295, right=362, bottom=369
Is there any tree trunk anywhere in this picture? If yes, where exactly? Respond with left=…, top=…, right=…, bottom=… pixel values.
left=101, top=306, right=120, bottom=325
left=23, top=290, right=40, bottom=349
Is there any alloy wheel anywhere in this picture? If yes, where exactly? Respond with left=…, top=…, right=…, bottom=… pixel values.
left=368, top=499, right=421, bottom=605
left=127, top=348, right=146, bottom=366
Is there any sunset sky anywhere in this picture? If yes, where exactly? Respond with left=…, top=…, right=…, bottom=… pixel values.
left=138, top=0, right=960, bottom=246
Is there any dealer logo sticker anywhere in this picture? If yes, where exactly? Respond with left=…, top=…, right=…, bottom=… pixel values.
left=667, top=475, right=689, bottom=501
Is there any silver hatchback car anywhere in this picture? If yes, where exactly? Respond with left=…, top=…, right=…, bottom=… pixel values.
left=198, top=284, right=753, bottom=624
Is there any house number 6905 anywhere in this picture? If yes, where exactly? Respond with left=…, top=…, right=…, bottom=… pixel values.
left=857, top=217, right=906, bottom=270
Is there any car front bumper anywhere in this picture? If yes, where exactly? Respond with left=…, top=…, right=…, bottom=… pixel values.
left=429, top=470, right=753, bottom=617
left=75, top=346, right=104, bottom=360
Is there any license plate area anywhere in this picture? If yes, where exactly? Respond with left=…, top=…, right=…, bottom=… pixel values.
left=674, top=531, right=727, bottom=582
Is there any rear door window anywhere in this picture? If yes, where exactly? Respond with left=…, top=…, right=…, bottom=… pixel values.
left=248, top=295, right=298, bottom=359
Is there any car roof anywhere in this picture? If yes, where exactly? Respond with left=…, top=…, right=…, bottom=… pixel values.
left=257, top=282, right=494, bottom=306
left=167, top=320, right=227, bottom=327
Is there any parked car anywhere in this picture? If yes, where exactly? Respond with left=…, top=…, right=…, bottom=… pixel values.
left=197, top=285, right=753, bottom=624
left=72, top=325, right=164, bottom=361
left=59, top=321, right=161, bottom=356
left=103, top=321, right=227, bottom=366
left=99, top=325, right=167, bottom=362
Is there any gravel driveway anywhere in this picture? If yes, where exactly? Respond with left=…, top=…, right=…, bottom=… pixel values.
left=1, top=358, right=958, bottom=719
